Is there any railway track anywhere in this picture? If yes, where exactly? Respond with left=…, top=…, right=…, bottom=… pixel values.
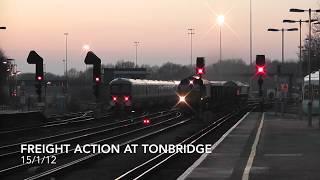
left=0, top=104, right=258, bottom=179
left=0, top=109, right=180, bottom=179
left=19, top=110, right=239, bottom=180
left=0, top=111, right=95, bottom=136
left=45, top=111, right=96, bottom=125
left=47, top=111, right=94, bottom=120
left=115, top=106, right=255, bottom=179
left=0, top=110, right=156, bottom=146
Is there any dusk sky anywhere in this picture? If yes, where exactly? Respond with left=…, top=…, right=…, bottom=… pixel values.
left=1, top=0, right=319, bottom=75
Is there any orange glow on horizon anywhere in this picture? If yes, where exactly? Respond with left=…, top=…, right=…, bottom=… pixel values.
left=0, top=0, right=318, bottom=75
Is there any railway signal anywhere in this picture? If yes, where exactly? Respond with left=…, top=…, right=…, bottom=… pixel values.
left=95, top=76, right=100, bottom=83
left=257, top=66, right=265, bottom=74
left=27, top=50, right=44, bottom=81
left=256, top=55, right=266, bottom=76
left=256, top=55, right=266, bottom=97
left=84, top=51, right=102, bottom=99
left=196, top=57, right=205, bottom=77
left=93, top=71, right=101, bottom=98
left=27, top=50, right=44, bottom=102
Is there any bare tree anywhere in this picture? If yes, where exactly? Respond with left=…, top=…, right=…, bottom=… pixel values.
left=115, top=60, right=135, bottom=68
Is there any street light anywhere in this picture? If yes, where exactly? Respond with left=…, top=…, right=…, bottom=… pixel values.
left=187, top=28, right=195, bottom=67
left=313, top=21, right=320, bottom=128
left=64, top=32, right=69, bottom=91
left=283, top=19, right=318, bottom=120
left=283, top=19, right=317, bottom=93
left=217, top=15, right=224, bottom=63
left=267, top=28, right=298, bottom=64
left=217, top=15, right=225, bottom=25
left=267, top=27, right=297, bottom=116
left=290, top=8, right=320, bottom=127
left=249, top=0, right=252, bottom=66
left=134, top=41, right=140, bottom=68
left=283, top=19, right=317, bottom=65
left=82, top=44, right=90, bottom=52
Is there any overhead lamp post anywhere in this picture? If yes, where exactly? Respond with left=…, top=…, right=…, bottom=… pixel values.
left=283, top=19, right=318, bottom=119
left=64, top=32, right=69, bottom=91
left=290, top=8, right=320, bottom=127
left=313, top=21, right=320, bottom=128
left=267, top=28, right=298, bottom=64
left=217, top=15, right=224, bottom=63
left=134, top=41, right=139, bottom=68
left=249, top=0, right=252, bottom=66
left=283, top=19, right=316, bottom=65
left=268, top=28, right=298, bottom=116
left=187, top=28, right=195, bottom=67
left=82, top=44, right=90, bottom=52
left=283, top=19, right=309, bottom=120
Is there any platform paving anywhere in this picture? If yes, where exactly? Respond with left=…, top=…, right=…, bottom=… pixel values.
left=179, top=111, right=320, bottom=180
left=179, top=112, right=261, bottom=180
left=250, top=113, right=320, bottom=180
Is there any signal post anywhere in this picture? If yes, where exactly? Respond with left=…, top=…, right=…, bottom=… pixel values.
left=84, top=51, right=102, bottom=118
left=195, top=57, right=205, bottom=78
left=195, top=57, right=205, bottom=120
left=27, top=51, right=44, bottom=103
left=255, top=55, right=266, bottom=112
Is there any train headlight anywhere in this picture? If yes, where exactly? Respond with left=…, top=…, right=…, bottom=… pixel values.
left=179, top=96, right=186, bottom=103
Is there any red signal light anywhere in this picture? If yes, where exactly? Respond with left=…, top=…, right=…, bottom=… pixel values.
left=112, top=96, right=117, bottom=102
left=256, top=66, right=265, bottom=75
left=124, top=96, right=129, bottom=101
left=143, top=118, right=150, bottom=125
left=37, top=76, right=43, bottom=81
left=11, top=92, right=17, bottom=97
left=95, top=77, right=100, bottom=82
left=196, top=68, right=204, bottom=75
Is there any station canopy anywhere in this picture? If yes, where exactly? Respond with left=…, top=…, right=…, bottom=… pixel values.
left=304, top=71, right=319, bottom=85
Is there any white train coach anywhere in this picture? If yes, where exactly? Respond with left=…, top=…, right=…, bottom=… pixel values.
left=109, top=78, right=179, bottom=111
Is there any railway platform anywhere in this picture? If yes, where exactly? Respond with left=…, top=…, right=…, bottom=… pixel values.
left=178, top=111, right=320, bottom=180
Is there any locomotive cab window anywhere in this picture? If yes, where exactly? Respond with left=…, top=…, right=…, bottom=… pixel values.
left=111, top=84, right=131, bottom=94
